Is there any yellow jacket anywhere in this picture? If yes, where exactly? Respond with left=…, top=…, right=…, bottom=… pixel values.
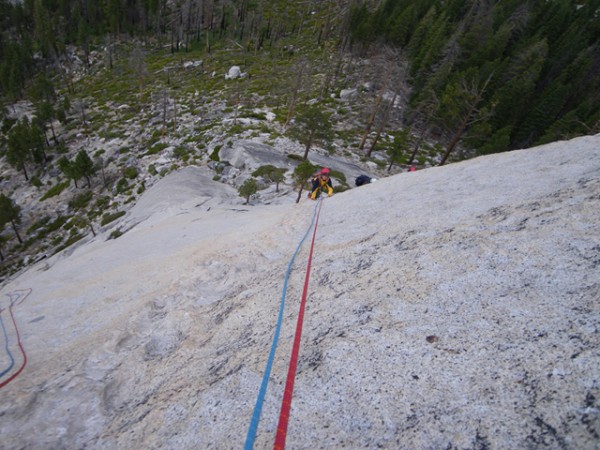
left=310, top=176, right=333, bottom=199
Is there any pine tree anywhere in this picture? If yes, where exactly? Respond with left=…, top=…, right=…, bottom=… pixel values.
left=436, top=69, right=494, bottom=165
left=5, top=118, right=44, bottom=180
left=292, top=160, right=317, bottom=204
left=58, top=156, right=80, bottom=188
left=491, top=38, right=548, bottom=133
left=386, top=129, right=410, bottom=172
left=238, top=178, right=258, bottom=205
left=0, top=194, right=23, bottom=244
left=287, top=104, right=333, bottom=160
left=75, top=150, right=97, bottom=188
left=33, top=0, right=55, bottom=57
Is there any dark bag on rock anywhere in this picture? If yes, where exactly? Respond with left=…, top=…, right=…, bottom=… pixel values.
left=355, top=175, right=371, bottom=186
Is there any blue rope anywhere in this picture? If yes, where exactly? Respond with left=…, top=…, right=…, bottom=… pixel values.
left=0, top=313, right=15, bottom=378
left=244, top=198, right=322, bottom=450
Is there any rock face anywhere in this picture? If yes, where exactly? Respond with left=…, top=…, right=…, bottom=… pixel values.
left=0, top=134, right=599, bottom=449
left=219, top=140, right=292, bottom=171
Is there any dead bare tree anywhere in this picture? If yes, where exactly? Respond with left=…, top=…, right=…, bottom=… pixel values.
left=405, top=89, right=440, bottom=166
left=131, top=45, right=148, bottom=103
left=366, top=92, right=397, bottom=158
left=285, top=56, right=310, bottom=127
left=320, top=43, right=346, bottom=100
left=438, top=73, right=494, bottom=165
left=104, top=33, right=114, bottom=70
left=359, top=47, right=409, bottom=152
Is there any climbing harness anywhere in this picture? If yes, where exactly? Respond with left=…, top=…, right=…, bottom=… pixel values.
left=274, top=197, right=323, bottom=450
left=244, top=198, right=324, bottom=450
left=0, top=289, right=31, bottom=389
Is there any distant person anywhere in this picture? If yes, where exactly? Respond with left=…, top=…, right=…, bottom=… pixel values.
left=409, top=165, right=416, bottom=172
left=310, top=167, right=334, bottom=200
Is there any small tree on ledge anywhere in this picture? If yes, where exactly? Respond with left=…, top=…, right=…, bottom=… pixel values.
left=238, top=178, right=258, bottom=205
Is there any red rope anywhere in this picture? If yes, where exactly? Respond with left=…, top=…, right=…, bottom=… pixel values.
left=273, top=199, right=323, bottom=450
left=0, top=289, right=31, bottom=389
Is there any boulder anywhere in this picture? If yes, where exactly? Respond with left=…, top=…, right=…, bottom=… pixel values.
left=225, top=66, right=246, bottom=80
left=340, top=88, right=358, bottom=101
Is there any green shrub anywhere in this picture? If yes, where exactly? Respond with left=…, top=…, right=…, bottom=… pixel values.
left=109, top=229, right=123, bottom=239
left=148, top=164, right=157, bottom=176
left=228, top=124, right=245, bottom=135
left=101, top=211, right=126, bottom=226
left=41, top=181, right=70, bottom=201
left=123, top=167, right=139, bottom=179
left=116, top=178, right=129, bottom=193
left=146, top=142, right=169, bottom=155
left=173, top=146, right=189, bottom=160
left=210, top=144, right=222, bottom=161
left=252, top=165, right=286, bottom=178
left=95, top=196, right=110, bottom=210
left=27, top=216, right=51, bottom=234
left=55, top=233, right=84, bottom=252
left=330, top=170, right=346, bottom=183
left=69, top=191, right=94, bottom=210
left=246, top=111, right=267, bottom=120
left=30, top=176, right=42, bottom=188
left=47, top=216, right=69, bottom=232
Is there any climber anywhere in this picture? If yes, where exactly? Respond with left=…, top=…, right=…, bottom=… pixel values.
left=310, top=167, right=334, bottom=200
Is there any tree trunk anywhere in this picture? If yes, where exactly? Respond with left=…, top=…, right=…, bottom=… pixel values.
left=302, top=132, right=314, bottom=160
left=42, top=129, right=50, bottom=147
left=439, top=116, right=470, bottom=166
left=387, top=158, right=395, bottom=173
left=99, top=159, right=108, bottom=189
left=50, top=120, right=58, bottom=144
left=359, top=57, right=395, bottom=150
left=359, top=92, right=384, bottom=150
left=296, top=185, right=304, bottom=203
left=408, top=127, right=426, bottom=166
left=367, top=93, right=397, bottom=157
left=173, top=98, right=177, bottom=131
left=11, top=220, right=23, bottom=244
left=285, top=59, right=307, bottom=127
left=21, top=164, right=29, bottom=181
left=439, top=73, right=493, bottom=166
left=162, top=91, right=168, bottom=134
